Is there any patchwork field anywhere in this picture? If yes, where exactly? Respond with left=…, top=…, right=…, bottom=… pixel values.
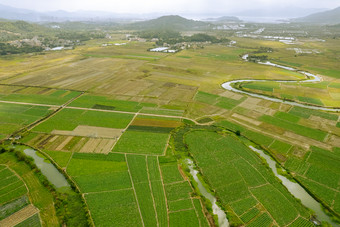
left=1, top=33, right=340, bottom=226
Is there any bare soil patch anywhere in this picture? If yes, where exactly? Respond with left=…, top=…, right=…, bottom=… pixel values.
left=52, top=125, right=123, bottom=138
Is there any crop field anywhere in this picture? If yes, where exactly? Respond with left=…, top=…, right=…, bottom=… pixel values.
left=0, top=165, right=27, bottom=205
left=0, top=85, right=81, bottom=105
left=53, top=146, right=207, bottom=226
left=184, top=130, right=311, bottom=226
left=284, top=146, right=340, bottom=215
left=0, top=152, right=58, bottom=227
left=32, top=108, right=134, bottom=133
left=68, top=93, right=157, bottom=112
left=0, top=102, right=52, bottom=139
left=241, top=81, right=340, bottom=107
left=113, top=131, right=170, bottom=155
left=1, top=31, right=340, bottom=227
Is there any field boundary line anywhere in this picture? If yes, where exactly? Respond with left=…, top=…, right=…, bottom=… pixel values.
left=168, top=207, right=194, bottom=213
left=164, top=180, right=188, bottom=186
left=0, top=100, right=58, bottom=107
left=81, top=193, right=95, bottom=226
left=83, top=187, right=133, bottom=195
left=109, top=113, right=138, bottom=152
left=3, top=165, right=30, bottom=196
left=126, top=154, right=145, bottom=227
left=190, top=197, right=202, bottom=227
left=298, top=175, right=340, bottom=193
left=229, top=118, right=311, bottom=150
left=162, top=136, right=171, bottom=156
left=0, top=179, right=23, bottom=192
left=65, top=152, right=74, bottom=171
left=285, top=215, right=302, bottom=227
left=157, top=157, right=170, bottom=227
left=146, top=156, right=159, bottom=227
left=112, top=152, right=162, bottom=156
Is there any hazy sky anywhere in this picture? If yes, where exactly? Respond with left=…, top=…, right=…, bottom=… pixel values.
left=0, top=0, right=339, bottom=14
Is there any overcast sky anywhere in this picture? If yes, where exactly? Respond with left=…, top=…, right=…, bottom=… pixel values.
left=0, top=0, right=339, bottom=14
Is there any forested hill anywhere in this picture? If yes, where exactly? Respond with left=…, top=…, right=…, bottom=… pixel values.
left=126, top=15, right=210, bottom=30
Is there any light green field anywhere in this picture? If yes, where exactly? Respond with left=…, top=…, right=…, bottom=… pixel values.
left=32, top=108, right=134, bottom=133
left=0, top=103, right=51, bottom=138
left=113, top=131, right=169, bottom=155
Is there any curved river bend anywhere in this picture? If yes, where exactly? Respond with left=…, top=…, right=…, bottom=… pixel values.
left=222, top=54, right=340, bottom=112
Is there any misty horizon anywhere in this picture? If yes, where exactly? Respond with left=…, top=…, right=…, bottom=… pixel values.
left=0, top=0, right=339, bottom=18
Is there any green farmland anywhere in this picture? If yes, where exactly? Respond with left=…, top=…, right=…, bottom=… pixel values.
left=1, top=19, right=340, bottom=227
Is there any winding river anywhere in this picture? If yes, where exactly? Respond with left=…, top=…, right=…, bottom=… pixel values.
left=186, top=159, right=229, bottom=227
left=222, top=54, right=340, bottom=112
left=249, top=146, right=337, bottom=226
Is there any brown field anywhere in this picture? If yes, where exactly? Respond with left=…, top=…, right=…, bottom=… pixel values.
left=0, top=204, right=39, bottom=227
left=51, top=125, right=123, bottom=139
left=78, top=138, right=116, bottom=154
left=231, top=113, right=261, bottom=126
left=27, top=132, right=117, bottom=154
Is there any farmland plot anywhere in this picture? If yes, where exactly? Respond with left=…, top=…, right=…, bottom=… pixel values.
left=32, top=108, right=133, bottom=133
left=284, top=146, right=340, bottom=216
left=113, top=131, right=170, bottom=155
left=0, top=103, right=51, bottom=138
left=184, top=130, right=311, bottom=226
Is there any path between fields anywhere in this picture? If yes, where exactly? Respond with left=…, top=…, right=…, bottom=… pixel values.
left=0, top=99, right=202, bottom=125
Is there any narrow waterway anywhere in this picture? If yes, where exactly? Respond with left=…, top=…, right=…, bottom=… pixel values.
left=24, top=148, right=70, bottom=189
left=222, top=54, right=340, bottom=112
left=186, top=159, right=229, bottom=227
left=249, top=146, right=338, bottom=226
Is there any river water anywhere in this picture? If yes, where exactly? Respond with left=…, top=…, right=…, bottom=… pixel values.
left=24, top=148, right=70, bottom=189
left=249, top=146, right=338, bottom=226
left=186, top=159, right=229, bottom=227
left=222, top=55, right=340, bottom=112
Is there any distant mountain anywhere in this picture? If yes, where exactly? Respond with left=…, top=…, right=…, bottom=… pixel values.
left=0, top=4, right=142, bottom=22
left=235, top=7, right=327, bottom=18
left=0, top=4, right=42, bottom=21
left=293, top=7, right=340, bottom=24
left=204, top=16, right=242, bottom=23
left=126, top=15, right=209, bottom=30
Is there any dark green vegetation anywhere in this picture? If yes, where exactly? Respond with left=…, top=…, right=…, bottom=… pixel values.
left=138, top=30, right=230, bottom=46
left=127, top=15, right=209, bottom=31
left=0, top=43, right=43, bottom=55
